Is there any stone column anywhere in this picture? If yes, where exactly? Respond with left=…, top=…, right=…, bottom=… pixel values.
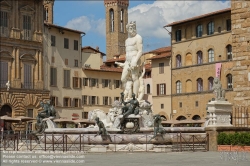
left=39, top=51, right=42, bottom=81
left=35, top=50, right=39, bottom=82
left=14, top=47, right=21, bottom=88
left=16, top=47, right=20, bottom=79
left=11, top=47, right=16, bottom=81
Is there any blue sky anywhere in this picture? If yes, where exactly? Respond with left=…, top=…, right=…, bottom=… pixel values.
left=53, top=0, right=230, bottom=58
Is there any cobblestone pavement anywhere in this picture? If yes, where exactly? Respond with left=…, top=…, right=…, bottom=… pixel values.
left=1, top=151, right=249, bottom=166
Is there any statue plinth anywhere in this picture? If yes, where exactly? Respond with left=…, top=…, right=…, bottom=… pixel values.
left=206, top=100, right=233, bottom=127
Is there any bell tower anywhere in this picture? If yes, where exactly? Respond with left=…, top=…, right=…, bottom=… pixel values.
left=43, top=0, right=54, bottom=24
left=104, top=0, right=129, bottom=60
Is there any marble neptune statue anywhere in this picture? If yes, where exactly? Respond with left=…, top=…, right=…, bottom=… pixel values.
left=116, top=21, right=144, bottom=102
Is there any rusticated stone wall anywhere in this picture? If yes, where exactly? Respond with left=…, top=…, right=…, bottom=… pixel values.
left=231, top=0, right=250, bottom=106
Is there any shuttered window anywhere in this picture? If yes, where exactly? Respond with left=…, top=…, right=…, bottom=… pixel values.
left=74, top=40, right=78, bottom=50
left=50, top=67, right=57, bottom=86
left=64, top=38, right=69, bottom=49
left=23, top=15, right=31, bottom=40
left=0, top=61, right=8, bottom=88
left=159, top=63, right=164, bottom=74
left=157, top=83, right=166, bottom=95
left=82, top=95, right=87, bottom=105
left=51, top=35, right=56, bottom=46
left=73, top=77, right=81, bottom=88
left=63, top=70, right=70, bottom=87
left=0, top=11, right=8, bottom=27
left=24, top=64, right=32, bottom=89
left=23, top=15, right=31, bottom=30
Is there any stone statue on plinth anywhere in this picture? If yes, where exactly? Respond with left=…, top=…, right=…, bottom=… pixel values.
left=117, top=21, right=145, bottom=102
left=206, top=77, right=233, bottom=127
left=212, top=77, right=225, bottom=101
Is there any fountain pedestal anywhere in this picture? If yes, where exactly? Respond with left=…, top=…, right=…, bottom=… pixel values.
left=118, top=114, right=142, bottom=133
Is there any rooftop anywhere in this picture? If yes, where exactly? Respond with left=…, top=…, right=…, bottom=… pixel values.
left=165, top=8, right=231, bottom=27
left=83, top=66, right=122, bottom=73
left=44, top=22, right=85, bottom=34
left=82, top=46, right=106, bottom=55
left=146, top=46, right=171, bottom=60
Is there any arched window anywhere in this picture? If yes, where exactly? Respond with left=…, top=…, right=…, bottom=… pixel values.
left=176, top=54, right=182, bottom=67
left=192, top=115, right=201, bottom=120
left=176, top=116, right=187, bottom=121
left=176, top=81, right=182, bottom=94
left=197, top=51, right=203, bottom=64
left=196, top=24, right=202, bottom=37
left=110, top=9, right=114, bottom=32
left=197, top=78, right=203, bottom=92
left=208, top=77, right=214, bottom=91
left=208, top=49, right=214, bottom=62
left=226, top=74, right=233, bottom=89
left=120, top=9, right=124, bottom=32
left=226, top=45, right=232, bottom=60
left=147, top=84, right=150, bottom=94
left=207, top=21, right=214, bottom=35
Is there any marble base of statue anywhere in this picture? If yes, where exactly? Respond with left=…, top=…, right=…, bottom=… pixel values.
left=206, top=100, right=233, bottom=127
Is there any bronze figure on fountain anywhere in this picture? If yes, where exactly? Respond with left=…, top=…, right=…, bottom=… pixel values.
left=33, top=100, right=56, bottom=134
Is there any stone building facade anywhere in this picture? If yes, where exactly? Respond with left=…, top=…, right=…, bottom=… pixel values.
left=43, top=22, right=85, bottom=119
left=147, top=47, right=172, bottom=119
left=0, top=0, right=50, bottom=130
left=104, top=0, right=128, bottom=60
left=166, top=8, right=235, bottom=120
left=231, top=0, right=250, bottom=106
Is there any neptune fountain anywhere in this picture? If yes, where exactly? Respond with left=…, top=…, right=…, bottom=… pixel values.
left=32, top=21, right=207, bottom=152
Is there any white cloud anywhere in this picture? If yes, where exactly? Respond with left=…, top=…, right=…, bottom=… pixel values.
left=128, top=1, right=231, bottom=40
left=65, top=16, right=105, bottom=37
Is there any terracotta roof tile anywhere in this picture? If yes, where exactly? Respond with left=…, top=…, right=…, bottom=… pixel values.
left=149, top=46, right=171, bottom=53
left=44, top=22, right=85, bottom=34
left=105, top=57, right=126, bottom=63
left=83, top=66, right=122, bottom=73
left=165, top=8, right=231, bottom=27
left=147, top=52, right=171, bottom=60
left=82, top=46, right=106, bottom=55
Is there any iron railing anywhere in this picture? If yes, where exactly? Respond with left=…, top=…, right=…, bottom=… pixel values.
left=232, top=106, right=249, bottom=128
left=0, top=132, right=209, bottom=152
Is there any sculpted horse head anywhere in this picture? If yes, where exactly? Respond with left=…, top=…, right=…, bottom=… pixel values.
left=89, top=109, right=107, bottom=121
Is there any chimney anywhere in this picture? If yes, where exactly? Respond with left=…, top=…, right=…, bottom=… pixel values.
left=96, top=46, right=99, bottom=51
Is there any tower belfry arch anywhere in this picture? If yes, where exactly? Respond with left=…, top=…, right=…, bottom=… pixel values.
left=104, top=0, right=129, bottom=60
